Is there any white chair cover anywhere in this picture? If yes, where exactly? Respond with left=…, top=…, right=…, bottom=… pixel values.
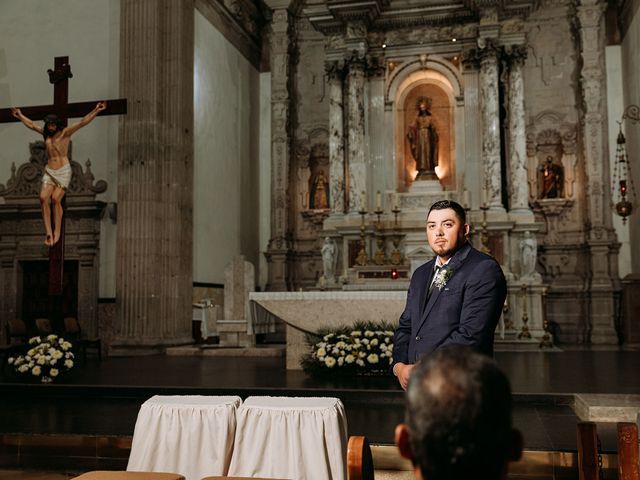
left=127, top=395, right=241, bottom=480
left=228, top=396, right=348, bottom=480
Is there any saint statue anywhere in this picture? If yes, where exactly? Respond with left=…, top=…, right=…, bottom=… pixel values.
left=310, top=169, right=329, bottom=210
left=407, top=96, right=439, bottom=180
left=321, top=237, right=337, bottom=283
left=11, top=102, right=106, bottom=246
left=539, top=156, right=564, bottom=199
left=520, top=231, right=537, bottom=278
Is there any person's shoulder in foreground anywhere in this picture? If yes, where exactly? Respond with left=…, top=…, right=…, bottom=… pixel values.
left=395, top=346, right=523, bottom=480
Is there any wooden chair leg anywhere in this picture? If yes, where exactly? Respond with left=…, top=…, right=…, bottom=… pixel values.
left=618, top=422, right=639, bottom=480
left=577, top=422, right=599, bottom=480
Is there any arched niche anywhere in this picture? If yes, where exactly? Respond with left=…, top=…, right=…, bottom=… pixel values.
left=387, top=58, right=461, bottom=191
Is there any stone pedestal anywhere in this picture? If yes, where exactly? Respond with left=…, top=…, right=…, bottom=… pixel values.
left=217, top=256, right=255, bottom=347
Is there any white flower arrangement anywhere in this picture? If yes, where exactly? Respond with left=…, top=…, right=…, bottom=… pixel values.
left=302, top=322, right=395, bottom=376
left=433, top=266, right=454, bottom=290
left=8, top=335, right=75, bottom=383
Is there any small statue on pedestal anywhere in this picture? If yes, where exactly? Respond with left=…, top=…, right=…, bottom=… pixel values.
left=321, top=237, right=337, bottom=284
left=407, top=96, right=439, bottom=181
left=539, top=156, right=564, bottom=199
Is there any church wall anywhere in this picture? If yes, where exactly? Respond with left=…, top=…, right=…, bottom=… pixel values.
left=605, top=45, right=631, bottom=278
left=194, top=10, right=261, bottom=285
left=0, top=0, right=120, bottom=297
left=621, top=1, right=640, bottom=275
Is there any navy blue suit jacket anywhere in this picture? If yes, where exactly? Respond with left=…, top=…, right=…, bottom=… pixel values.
left=392, top=242, right=507, bottom=365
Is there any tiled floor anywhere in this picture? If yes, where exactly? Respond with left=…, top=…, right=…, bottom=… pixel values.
left=0, top=348, right=637, bottom=473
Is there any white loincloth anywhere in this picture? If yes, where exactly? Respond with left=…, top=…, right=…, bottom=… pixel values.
left=42, top=163, right=72, bottom=189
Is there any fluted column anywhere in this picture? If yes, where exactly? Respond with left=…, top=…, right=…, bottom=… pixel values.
left=505, top=45, right=531, bottom=214
left=114, top=0, right=194, bottom=349
left=478, top=41, right=503, bottom=210
left=265, top=7, right=294, bottom=291
left=346, top=55, right=366, bottom=212
left=326, top=61, right=346, bottom=215
left=577, top=0, right=618, bottom=343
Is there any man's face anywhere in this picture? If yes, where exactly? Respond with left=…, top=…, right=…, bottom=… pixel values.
left=426, top=208, right=469, bottom=260
left=46, top=123, right=58, bottom=134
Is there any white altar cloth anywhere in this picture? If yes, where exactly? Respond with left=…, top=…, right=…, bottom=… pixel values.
left=227, top=396, right=348, bottom=480
left=127, top=395, right=242, bottom=480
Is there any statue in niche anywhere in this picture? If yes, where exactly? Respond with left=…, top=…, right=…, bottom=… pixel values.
left=407, top=96, right=439, bottom=180
left=321, top=237, right=337, bottom=283
left=310, top=169, right=329, bottom=209
left=539, top=156, right=564, bottom=199
left=520, top=231, right=538, bottom=278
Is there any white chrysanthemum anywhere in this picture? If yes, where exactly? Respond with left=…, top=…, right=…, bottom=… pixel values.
left=375, top=331, right=383, bottom=336
left=345, top=354, right=355, bottom=364
left=50, top=368, right=59, bottom=377
left=335, top=341, right=346, bottom=349
left=380, top=343, right=387, bottom=351
left=50, top=358, right=57, bottom=365
left=37, top=356, right=46, bottom=365
left=361, top=338, right=370, bottom=345
left=385, top=337, right=390, bottom=344
left=32, top=366, right=41, bottom=376
left=367, top=354, right=379, bottom=364
left=65, top=352, right=74, bottom=359
left=356, top=359, right=365, bottom=367
left=337, top=357, right=344, bottom=366
left=324, top=357, right=336, bottom=368
left=29, top=336, right=40, bottom=345
left=370, top=338, right=379, bottom=346
left=62, top=342, right=72, bottom=351
left=358, top=351, right=366, bottom=358
left=317, top=347, right=327, bottom=357
left=332, top=348, right=340, bottom=355
left=64, top=359, right=74, bottom=369
left=52, top=351, right=63, bottom=359
left=364, top=330, right=374, bottom=337
left=7, top=357, right=14, bottom=365
left=47, top=334, right=57, bottom=342
left=28, top=348, right=36, bottom=356
left=18, top=364, right=29, bottom=373
left=354, top=338, right=361, bottom=344
left=388, top=357, right=393, bottom=365
left=323, top=333, right=334, bottom=341
left=350, top=330, right=362, bottom=337
left=384, top=330, right=394, bottom=336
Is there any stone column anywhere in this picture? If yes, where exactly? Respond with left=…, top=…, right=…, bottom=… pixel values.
left=505, top=45, right=531, bottom=214
left=577, top=0, right=618, bottom=343
left=461, top=50, right=482, bottom=209
left=326, top=61, right=346, bottom=215
left=113, top=0, right=194, bottom=350
left=478, top=41, right=503, bottom=210
left=346, top=54, right=367, bottom=212
left=265, top=7, right=294, bottom=291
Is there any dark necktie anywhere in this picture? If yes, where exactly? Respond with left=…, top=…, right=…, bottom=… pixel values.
left=427, top=265, right=442, bottom=300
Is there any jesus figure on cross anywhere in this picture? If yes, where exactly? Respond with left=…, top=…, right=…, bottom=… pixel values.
left=11, top=101, right=106, bottom=246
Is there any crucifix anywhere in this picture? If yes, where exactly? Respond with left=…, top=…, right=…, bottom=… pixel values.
left=0, top=56, right=127, bottom=296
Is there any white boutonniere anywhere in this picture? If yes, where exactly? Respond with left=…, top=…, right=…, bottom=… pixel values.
left=433, top=267, right=454, bottom=290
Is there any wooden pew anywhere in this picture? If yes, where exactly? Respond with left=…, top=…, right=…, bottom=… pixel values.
left=618, top=422, right=639, bottom=480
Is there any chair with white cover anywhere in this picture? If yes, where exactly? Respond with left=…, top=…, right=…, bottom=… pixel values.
left=227, top=396, right=348, bottom=480
left=127, top=395, right=242, bottom=480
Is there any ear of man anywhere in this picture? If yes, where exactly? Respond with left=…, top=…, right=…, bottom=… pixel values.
left=395, top=424, right=414, bottom=461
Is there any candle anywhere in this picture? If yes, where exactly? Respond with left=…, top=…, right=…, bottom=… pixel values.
left=481, top=187, right=488, bottom=206
left=360, top=191, right=366, bottom=211
left=393, top=193, right=399, bottom=211
left=462, top=189, right=470, bottom=209
left=376, top=191, right=382, bottom=210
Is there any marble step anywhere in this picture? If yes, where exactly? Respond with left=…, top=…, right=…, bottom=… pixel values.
left=573, top=394, right=640, bottom=422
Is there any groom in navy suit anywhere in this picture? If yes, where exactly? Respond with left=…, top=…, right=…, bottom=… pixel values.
left=392, top=200, right=507, bottom=389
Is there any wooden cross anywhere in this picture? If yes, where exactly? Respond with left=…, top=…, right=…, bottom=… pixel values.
left=0, top=56, right=127, bottom=296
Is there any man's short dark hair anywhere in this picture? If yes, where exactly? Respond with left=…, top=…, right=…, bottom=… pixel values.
left=428, top=200, right=466, bottom=224
left=405, top=347, right=513, bottom=480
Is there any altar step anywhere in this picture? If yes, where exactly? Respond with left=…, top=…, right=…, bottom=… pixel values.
left=165, top=344, right=285, bottom=357
left=574, top=394, right=640, bottom=422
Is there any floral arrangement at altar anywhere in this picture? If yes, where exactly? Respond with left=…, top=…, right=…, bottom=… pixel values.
left=8, top=335, right=75, bottom=383
left=301, top=321, right=395, bottom=376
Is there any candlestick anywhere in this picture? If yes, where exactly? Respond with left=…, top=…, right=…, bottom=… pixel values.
left=462, top=189, right=470, bottom=209
left=376, top=190, right=382, bottom=210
